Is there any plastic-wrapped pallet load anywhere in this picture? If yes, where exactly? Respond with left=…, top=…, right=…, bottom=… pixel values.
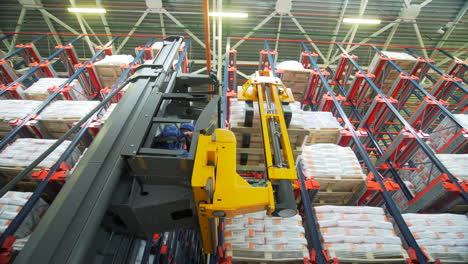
left=0, top=100, right=42, bottom=138
left=402, top=213, right=468, bottom=263
left=224, top=211, right=308, bottom=262
left=301, top=144, right=366, bottom=205
left=24, top=78, right=86, bottom=101
left=0, top=191, right=49, bottom=239
left=94, top=55, right=134, bottom=88
left=302, top=112, right=342, bottom=145
left=36, top=100, right=101, bottom=138
left=316, top=206, right=408, bottom=262
left=406, top=153, right=468, bottom=198
left=391, top=181, right=416, bottom=211
left=0, top=138, right=81, bottom=180
left=368, top=51, right=417, bottom=95
left=229, top=98, right=259, bottom=128
left=427, top=113, right=467, bottom=154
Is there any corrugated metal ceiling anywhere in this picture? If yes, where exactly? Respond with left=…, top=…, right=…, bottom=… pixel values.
left=0, top=0, right=466, bottom=74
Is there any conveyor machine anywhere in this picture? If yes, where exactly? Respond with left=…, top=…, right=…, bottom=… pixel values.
left=15, top=36, right=297, bottom=263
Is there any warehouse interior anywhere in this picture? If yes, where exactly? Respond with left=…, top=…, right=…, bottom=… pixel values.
left=0, top=0, right=467, bottom=263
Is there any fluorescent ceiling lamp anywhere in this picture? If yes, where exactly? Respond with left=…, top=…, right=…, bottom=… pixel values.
left=209, top=12, right=248, bottom=18
left=68, top=8, right=106, bottom=13
left=343, top=18, right=381, bottom=24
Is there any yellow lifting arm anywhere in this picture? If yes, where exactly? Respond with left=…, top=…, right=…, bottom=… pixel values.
left=192, top=129, right=275, bottom=253
left=191, top=71, right=298, bottom=253
left=238, top=71, right=297, bottom=181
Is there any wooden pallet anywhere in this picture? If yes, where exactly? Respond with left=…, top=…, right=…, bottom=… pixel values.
left=368, top=52, right=417, bottom=95
left=0, top=166, right=40, bottom=181
left=326, top=248, right=409, bottom=263
left=236, top=147, right=302, bottom=171
left=306, top=174, right=367, bottom=205
left=226, top=248, right=308, bottom=263
left=94, top=64, right=124, bottom=88
left=302, top=129, right=341, bottom=146
left=24, top=93, right=50, bottom=101
left=39, top=119, right=77, bottom=134
left=0, top=121, right=12, bottom=139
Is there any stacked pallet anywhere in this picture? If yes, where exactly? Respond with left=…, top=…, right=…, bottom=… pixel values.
left=301, top=144, right=366, bottom=205
left=36, top=100, right=101, bottom=139
left=0, top=191, right=48, bottom=238
left=391, top=180, right=417, bottom=211
left=94, top=55, right=134, bottom=88
left=301, top=112, right=342, bottom=145
left=369, top=51, right=418, bottom=95
left=24, top=78, right=86, bottom=101
left=0, top=138, right=81, bottom=181
left=402, top=213, right=468, bottom=263
left=389, top=114, right=468, bottom=211
left=315, top=206, right=408, bottom=263
left=224, top=211, right=308, bottom=263
left=277, top=61, right=311, bottom=102
left=427, top=113, right=467, bottom=154
left=230, top=99, right=308, bottom=171
left=0, top=100, right=41, bottom=138
left=408, top=153, right=467, bottom=196
left=393, top=148, right=468, bottom=211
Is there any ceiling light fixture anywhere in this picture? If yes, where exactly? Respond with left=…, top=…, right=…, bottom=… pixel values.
left=343, top=18, right=381, bottom=24
left=209, top=12, right=248, bottom=18
left=68, top=8, right=107, bottom=14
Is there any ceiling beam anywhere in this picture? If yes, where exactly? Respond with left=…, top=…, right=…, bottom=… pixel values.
left=346, top=0, right=368, bottom=51
left=382, top=0, right=411, bottom=51
left=328, top=26, right=353, bottom=66
left=231, top=12, right=276, bottom=51
left=159, top=13, right=166, bottom=36
left=420, top=0, right=432, bottom=7
left=274, top=14, right=283, bottom=52
left=382, top=23, right=400, bottom=51
left=436, top=42, right=468, bottom=66
left=288, top=13, right=327, bottom=64
left=163, top=10, right=206, bottom=48
left=412, top=23, right=428, bottom=58
left=96, top=0, right=113, bottom=42
left=429, top=1, right=468, bottom=58
left=8, top=8, right=27, bottom=52
left=82, top=18, right=104, bottom=46
left=40, top=10, right=81, bottom=35
left=115, top=10, right=149, bottom=54
left=39, top=9, right=62, bottom=46
left=326, top=0, right=349, bottom=62
left=75, top=13, right=97, bottom=55
left=0, top=32, right=12, bottom=51
left=328, top=20, right=400, bottom=65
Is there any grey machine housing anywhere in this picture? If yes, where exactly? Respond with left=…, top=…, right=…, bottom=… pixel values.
left=15, top=36, right=220, bottom=264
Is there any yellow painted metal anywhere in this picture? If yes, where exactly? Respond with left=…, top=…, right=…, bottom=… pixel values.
left=238, top=71, right=297, bottom=181
left=191, top=70, right=299, bottom=253
left=192, top=129, right=275, bottom=253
